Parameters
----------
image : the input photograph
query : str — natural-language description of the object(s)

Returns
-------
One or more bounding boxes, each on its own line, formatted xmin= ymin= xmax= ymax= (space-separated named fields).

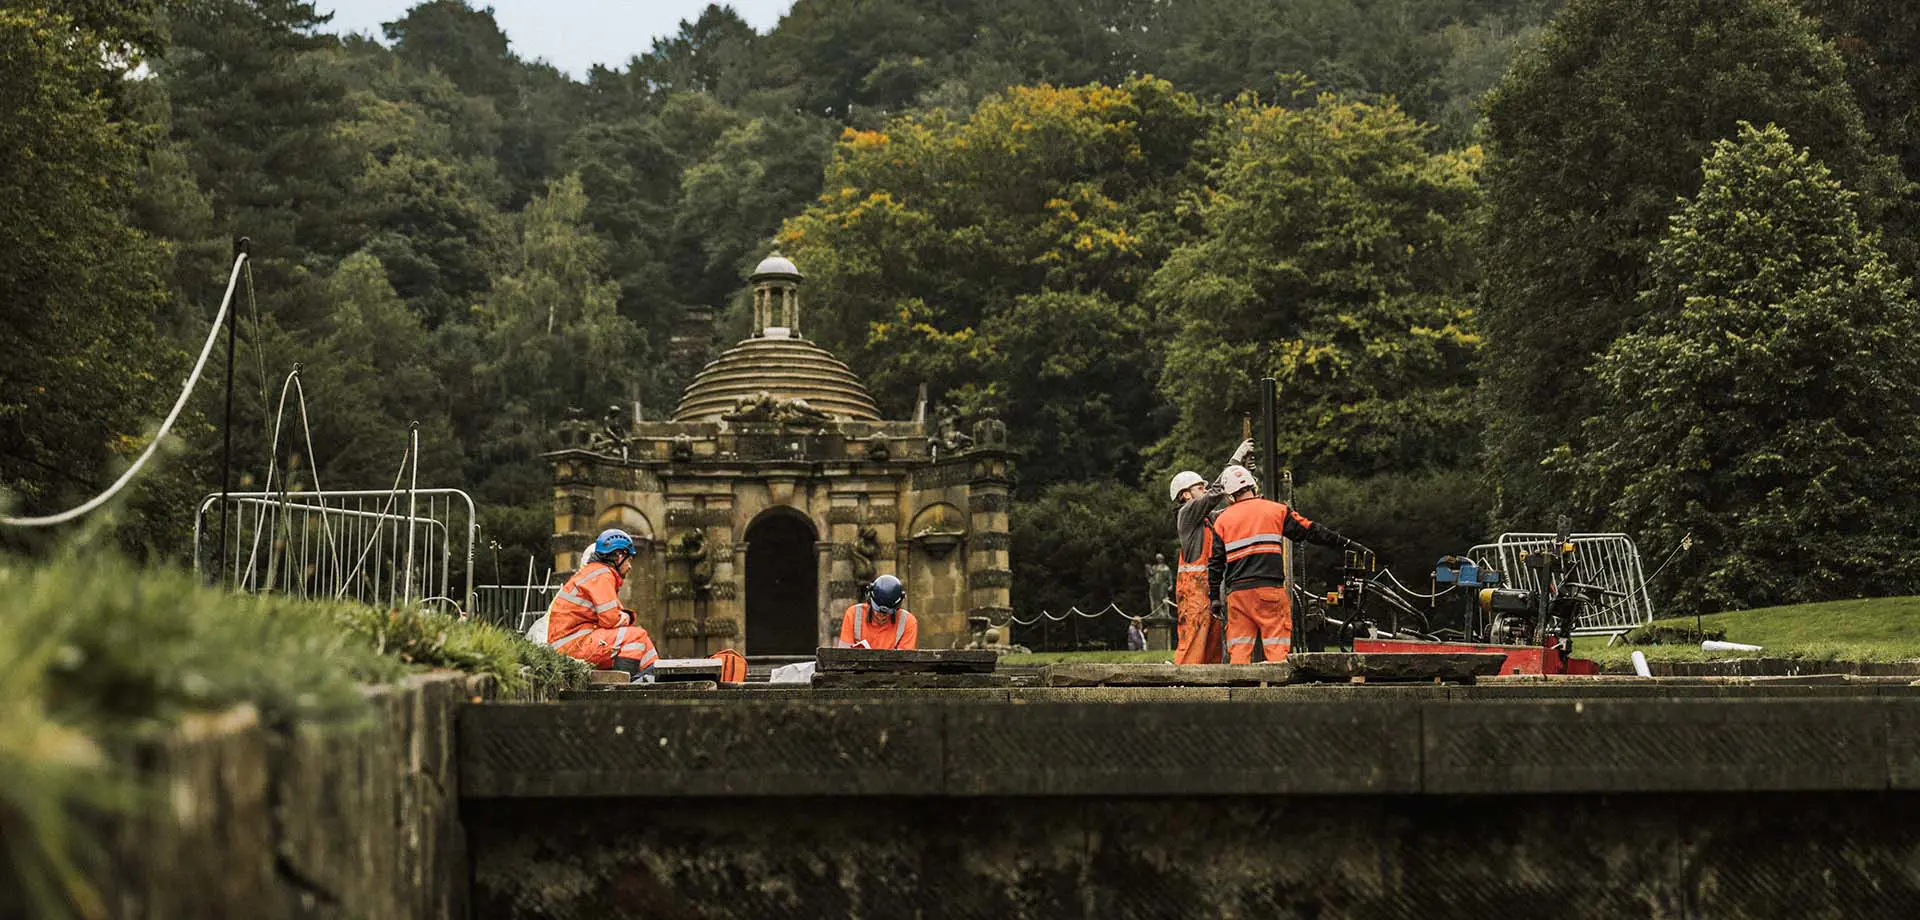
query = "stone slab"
xmin=1423 ymin=698 xmax=1890 ymax=793
xmin=1042 ymin=663 xmax=1292 ymax=687
xmin=652 ymin=658 xmax=724 ymax=681
xmin=1287 ymin=652 xmax=1505 ymax=683
xmin=945 ymin=700 xmax=1423 ymax=795
xmin=587 ymin=670 xmax=629 ymax=684
xmin=1890 ymin=700 xmax=1920 ymax=790
xmin=814 ymin=647 xmax=999 ymax=674
xmin=810 ymin=671 xmax=1026 ymax=689
xmin=460 ymin=701 xmax=944 ymax=798
xmin=1007 ymin=687 xmax=1233 ymax=703
xmin=1229 ymin=684 xmax=1452 ymax=701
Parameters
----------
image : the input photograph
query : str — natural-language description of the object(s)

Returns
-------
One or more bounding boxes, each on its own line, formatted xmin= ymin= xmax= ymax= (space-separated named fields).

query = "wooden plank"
xmin=809 ymin=671 xmax=1026 ymax=689
xmin=814 ymin=647 xmax=999 ymax=674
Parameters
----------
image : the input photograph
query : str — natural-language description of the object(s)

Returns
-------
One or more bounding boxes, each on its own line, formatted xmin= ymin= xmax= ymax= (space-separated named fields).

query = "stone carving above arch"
xmin=908 ymin=502 xmax=967 ymax=558
xmin=595 ymin=504 xmax=654 ymax=541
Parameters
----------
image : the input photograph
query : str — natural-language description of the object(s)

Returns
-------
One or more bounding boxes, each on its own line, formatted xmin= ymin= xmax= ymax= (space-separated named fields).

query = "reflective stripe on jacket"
xmin=546 ymin=562 xmax=630 ymax=648
xmin=1212 ymin=497 xmax=1316 ymax=594
xmin=839 ymin=602 xmax=918 ymax=650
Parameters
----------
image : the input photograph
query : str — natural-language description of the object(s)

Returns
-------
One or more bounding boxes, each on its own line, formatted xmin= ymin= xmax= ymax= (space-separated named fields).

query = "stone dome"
xmin=752 ymin=253 xmax=803 ymax=281
xmin=673 ymin=336 xmax=882 ymax=422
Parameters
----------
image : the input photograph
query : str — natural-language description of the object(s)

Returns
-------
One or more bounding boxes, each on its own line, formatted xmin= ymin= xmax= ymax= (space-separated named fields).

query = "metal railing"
xmin=472 ymin=582 xmax=563 ymax=633
xmin=1469 ymin=533 xmax=1655 ymax=635
xmin=193 ymin=487 xmax=478 ymax=613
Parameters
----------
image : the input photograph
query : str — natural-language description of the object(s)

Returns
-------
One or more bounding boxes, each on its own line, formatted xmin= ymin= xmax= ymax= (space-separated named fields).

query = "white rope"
xmin=1 ymin=253 xmax=248 ymax=527
xmin=289 ymin=372 xmax=340 ymax=586
xmin=241 ymin=367 xmax=301 ymax=590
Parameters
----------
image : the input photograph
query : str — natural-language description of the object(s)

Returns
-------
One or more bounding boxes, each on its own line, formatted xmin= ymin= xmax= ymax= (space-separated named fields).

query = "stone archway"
xmin=744 ymin=507 xmax=820 ymax=655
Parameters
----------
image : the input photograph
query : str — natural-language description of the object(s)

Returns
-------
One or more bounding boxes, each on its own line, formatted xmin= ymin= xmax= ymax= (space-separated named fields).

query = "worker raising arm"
xmin=837 ymin=574 xmax=919 ymax=650
xmin=1167 ymin=439 xmax=1255 ymax=664
xmin=1211 ymin=464 xmax=1363 ymax=663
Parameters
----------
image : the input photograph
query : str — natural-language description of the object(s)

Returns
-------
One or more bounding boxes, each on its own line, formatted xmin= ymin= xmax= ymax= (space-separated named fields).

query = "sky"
xmin=317 ymin=0 xmax=797 ymax=77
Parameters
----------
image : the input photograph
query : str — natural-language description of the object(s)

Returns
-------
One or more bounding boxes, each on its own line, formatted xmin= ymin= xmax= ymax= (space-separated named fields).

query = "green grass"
xmin=1573 ymin=596 xmax=1920 ymax=666
xmin=0 ymin=551 xmax=588 ymax=919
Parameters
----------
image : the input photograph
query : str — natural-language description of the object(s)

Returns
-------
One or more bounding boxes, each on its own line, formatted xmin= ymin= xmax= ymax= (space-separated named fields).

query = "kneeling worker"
xmin=545 ymin=528 xmax=660 ymax=678
xmin=1212 ymin=464 xmax=1363 ymax=663
xmin=837 ymin=574 xmax=918 ymax=650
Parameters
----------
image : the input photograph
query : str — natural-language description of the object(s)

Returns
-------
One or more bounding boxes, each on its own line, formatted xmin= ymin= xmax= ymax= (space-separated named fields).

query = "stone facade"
xmin=546 ymin=255 xmax=1014 ymax=656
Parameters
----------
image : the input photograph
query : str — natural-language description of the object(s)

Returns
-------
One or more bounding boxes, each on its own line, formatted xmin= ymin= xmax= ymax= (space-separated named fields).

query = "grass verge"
xmin=0 ymin=552 xmax=587 ymax=919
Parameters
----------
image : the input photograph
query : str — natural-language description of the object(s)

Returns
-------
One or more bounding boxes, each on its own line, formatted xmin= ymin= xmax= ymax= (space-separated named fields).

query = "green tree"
xmin=1799 ymin=0 xmax=1920 ymax=261
xmin=1478 ymin=0 xmax=1901 ymax=530
xmin=1578 ymin=124 xmax=1920 ymax=612
xmin=1153 ymin=94 xmax=1482 ymax=479
xmin=0 ymin=9 xmax=180 ymax=528
xmin=1008 ymin=480 xmax=1168 ymax=648
xmin=780 ymin=76 xmax=1215 ymax=491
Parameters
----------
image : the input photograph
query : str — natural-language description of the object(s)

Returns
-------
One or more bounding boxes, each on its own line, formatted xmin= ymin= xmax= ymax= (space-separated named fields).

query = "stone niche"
xmin=545 ymin=254 xmax=1015 ymax=657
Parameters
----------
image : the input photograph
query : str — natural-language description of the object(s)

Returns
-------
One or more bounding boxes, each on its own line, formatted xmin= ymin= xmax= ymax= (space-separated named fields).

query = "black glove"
xmin=1210 ymin=599 xmax=1226 ymax=622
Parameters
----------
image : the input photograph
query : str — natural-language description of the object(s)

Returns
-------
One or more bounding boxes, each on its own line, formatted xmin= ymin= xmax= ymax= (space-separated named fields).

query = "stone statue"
xmin=670 ymin=433 xmax=694 ymax=461
xmin=933 ymin=404 xmax=973 ymax=452
xmin=669 ymin=530 xmax=712 ymax=591
xmin=722 ymin=390 xmax=835 ymax=428
xmin=850 ymin=524 xmax=882 ymax=583
xmin=1146 ymin=553 xmax=1173 ymax=615
xmin=772 ymin=396 xmax=834 ymax=427
xmin=587 ymin=404 xmax=630 ymax=458
xmin=723 ymin=391 xmax=780 ymax=423
xmin=866 ymin=432 xmax=892 ymax=463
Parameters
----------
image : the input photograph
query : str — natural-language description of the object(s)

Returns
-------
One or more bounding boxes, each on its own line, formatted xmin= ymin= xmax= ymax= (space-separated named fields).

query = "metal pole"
xmin=402 ymin=421 xmax=420 ymax=606
xmin=1259 ymin=377 xmax=1278 ymax=498
xmin=215 ymin=238 xmax=248 ymax=583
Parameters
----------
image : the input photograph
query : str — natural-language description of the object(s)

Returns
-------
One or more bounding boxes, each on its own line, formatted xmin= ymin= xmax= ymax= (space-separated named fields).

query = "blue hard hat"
xmin=595 ymin=528 xmax=635 ymax=556
xmin=869 ymin=574 xmax=905 ymax=614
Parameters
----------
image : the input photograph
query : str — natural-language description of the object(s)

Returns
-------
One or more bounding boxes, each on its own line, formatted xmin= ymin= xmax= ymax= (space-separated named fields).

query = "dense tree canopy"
xmin=7 ymin=0 xmax=1920 ymax=618
xmin=1477 ymin=0 xmax=1900 ymax=530
xmin=1577 ymin=124 xmax=1920 ymax=612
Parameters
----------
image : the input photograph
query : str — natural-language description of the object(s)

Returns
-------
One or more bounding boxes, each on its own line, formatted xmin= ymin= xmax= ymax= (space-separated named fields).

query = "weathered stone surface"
xmin=814 ymin=646 xmax=998 ymax=673
xmin=1042 ymin=663 xmax=1292 ymax=687
xmin=1890 ymin=700 xmax=1920 ymax=790
xmin=460 ymin=701 xmax=945 ymax=797
xmin=1650 ymin=657 xmax=1920 ymax=677
xmin=1228 ymin=684 xmax=1451 ymax=701
xmin=1424 ymin=698 xmax=1890 ymax=793
xmin=1007 ymin=687 xmax=1233 ymax=702
xmin=471 ymin=792 xmax=1920 ymax=919
xmin=83 ymin=672 xmax=480 ymax=920
xmin=945 ymin=701 xmax=1422 ymax=795
xmin=1287 ymin=651 xmax=1505 ymax=683
xmin=652 ymin=658 xmax=725 ymax=681
xmin=587 ymin=669 xmax=630 ymax=684
xmin=810 ymin=670 xmax=1026 ymax=689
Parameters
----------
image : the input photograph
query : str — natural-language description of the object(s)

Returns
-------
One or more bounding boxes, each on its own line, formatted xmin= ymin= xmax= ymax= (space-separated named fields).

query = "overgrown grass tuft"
xmin=1573 ymin=596 xmax=1920 ymax=666
xmin=0 ymin=551 xmax=585 ymax=918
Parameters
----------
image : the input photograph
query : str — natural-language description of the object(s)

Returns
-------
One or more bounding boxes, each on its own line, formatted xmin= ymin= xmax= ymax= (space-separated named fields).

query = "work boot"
xmin=611 ymin=657 xmax=656 ymax=683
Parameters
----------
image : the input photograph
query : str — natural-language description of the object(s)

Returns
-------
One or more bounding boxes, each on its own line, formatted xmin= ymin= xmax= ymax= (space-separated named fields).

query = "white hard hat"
xmin=1218 ymin=464 xmax=1258 ymax=496
xmin=1168 ymin=470 xmax=1206 ymax=503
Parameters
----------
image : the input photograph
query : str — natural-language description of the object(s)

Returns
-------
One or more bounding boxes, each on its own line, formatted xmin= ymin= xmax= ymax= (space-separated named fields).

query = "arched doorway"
xmin=744 ymin=508 xmax=819 ymax=655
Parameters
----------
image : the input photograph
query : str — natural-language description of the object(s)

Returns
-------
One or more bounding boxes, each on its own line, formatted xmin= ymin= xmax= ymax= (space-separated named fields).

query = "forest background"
xmin=5 ymin=0 xmax=1919 ymax=637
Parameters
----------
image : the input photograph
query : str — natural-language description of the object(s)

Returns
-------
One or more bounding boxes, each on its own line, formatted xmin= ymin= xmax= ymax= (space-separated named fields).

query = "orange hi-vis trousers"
xmin=1172 ymin=561 xmax=1221 ymax=664
xmin=1225 ymin=585 xmax=1292 ymax=664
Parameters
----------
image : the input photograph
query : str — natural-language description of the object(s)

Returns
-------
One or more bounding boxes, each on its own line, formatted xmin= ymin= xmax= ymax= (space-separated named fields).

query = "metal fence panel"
xmin=472 ymin=583 xmax=563 ymax=632
xmin=194 ymin=488 xmax=477 ymax=614
xmin=1469 ymin=533 xmax=1656 ymax=635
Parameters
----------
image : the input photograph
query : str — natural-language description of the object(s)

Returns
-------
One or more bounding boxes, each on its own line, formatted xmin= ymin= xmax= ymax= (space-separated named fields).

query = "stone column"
xmin=966 ymin=451 xmax=1015 ymax=630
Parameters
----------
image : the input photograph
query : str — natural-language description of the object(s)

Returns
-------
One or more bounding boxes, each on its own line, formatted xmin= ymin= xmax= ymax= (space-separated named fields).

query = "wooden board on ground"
xmin=1042 ymin=664 xmax=1293 ymax=688
xmin=814 ymin=647 xmax=999 ymax=674
xmin=1286 ymin=652 xmax=1505 ymax=684
xmin=810 ymin=670 xmax=1030 ymax=689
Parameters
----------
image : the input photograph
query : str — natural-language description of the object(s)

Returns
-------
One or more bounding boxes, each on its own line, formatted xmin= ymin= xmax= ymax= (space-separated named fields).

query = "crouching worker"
xmin=545 ymin=528 xmax=660 ymax=679
xmin=836 ymin=574 xmax=918 ymax=650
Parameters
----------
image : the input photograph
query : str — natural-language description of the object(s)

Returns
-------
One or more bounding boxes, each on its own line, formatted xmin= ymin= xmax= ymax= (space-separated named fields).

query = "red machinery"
xmin=1309 ymin=522 xmax=1609 ymax=676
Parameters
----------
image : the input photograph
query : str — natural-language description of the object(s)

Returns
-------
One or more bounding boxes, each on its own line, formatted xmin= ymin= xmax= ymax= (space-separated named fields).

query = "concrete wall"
xmin=462 ymin=690 xmax=1920 ymax=918
xmin=94 ymin=672 xmax=484 ymax=920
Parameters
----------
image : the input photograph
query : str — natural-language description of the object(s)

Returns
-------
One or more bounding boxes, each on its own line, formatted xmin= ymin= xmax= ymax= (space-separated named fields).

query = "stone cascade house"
xmin=547 ymin=255 xmax=1015 ymax=657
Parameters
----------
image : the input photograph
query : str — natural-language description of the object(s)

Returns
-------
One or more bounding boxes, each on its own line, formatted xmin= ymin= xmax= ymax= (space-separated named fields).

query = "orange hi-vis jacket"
xmin=837 ymin=603 xmax=919 ymax=650
xmin=545 ymin=561 xmax=659 ymax=670
xmin=1213 ymin=496 xmax=1343 ymax=594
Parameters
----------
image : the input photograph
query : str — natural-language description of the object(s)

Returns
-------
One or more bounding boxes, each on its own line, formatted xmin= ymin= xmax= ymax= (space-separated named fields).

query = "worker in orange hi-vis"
xmin=1210 ymin=464 xmax=1363 ymax=664
xmin=544 ymin=528 xmax=660 ymax=679
xmin=836 ymin=574 xmax=919 ymax=650
xmin=1167 ymin=439 xmax=1255 ymax=664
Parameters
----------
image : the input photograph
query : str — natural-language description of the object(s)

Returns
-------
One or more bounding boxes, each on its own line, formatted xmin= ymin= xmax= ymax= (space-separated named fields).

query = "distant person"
xmin=836 ymin=574 xmax=918 ymax=650
xmin=1211 ymin=464 xmax=1362 ymax=663
xmin=544 ymin=529 xmax=660 ymax=679
xmin=1127 ymin=616 xmax=1147 ymax=652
